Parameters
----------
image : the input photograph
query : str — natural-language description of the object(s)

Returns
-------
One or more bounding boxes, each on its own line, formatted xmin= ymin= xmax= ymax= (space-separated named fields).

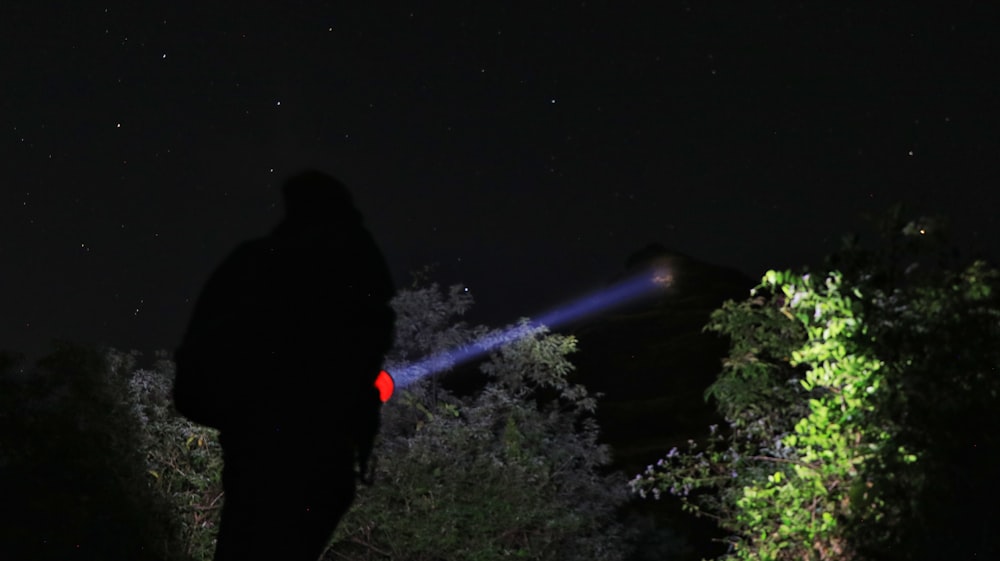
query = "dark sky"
xmin=3 ymin=2 xmax=999 ymax=360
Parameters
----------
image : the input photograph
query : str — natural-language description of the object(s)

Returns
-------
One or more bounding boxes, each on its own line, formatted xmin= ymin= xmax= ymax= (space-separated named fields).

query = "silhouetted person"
xmin=173 ymin=170 xmax=396 ymax=561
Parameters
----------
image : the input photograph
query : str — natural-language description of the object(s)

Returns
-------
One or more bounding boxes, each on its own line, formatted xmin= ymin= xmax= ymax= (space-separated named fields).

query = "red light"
xmin=375 ymin=370 xmax=394 ymax=402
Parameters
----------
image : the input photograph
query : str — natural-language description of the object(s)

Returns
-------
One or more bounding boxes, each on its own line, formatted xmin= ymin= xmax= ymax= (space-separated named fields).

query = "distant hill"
xmin=568 ymin=243 xmax=753 ymax=469
xmin=438 ymin=242 xmax=755 ymax=468
xmin=566 ymin=243 xmax=754 ymax=560
xmin=434 ymin=244 xmax=755 ymax=559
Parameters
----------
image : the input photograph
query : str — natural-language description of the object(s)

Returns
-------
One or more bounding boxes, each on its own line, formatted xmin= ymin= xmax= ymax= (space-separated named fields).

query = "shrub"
xmin=328 ymin=284 xmax=631 ymax=560
xmin=630 ymin=215 xmax=1000 ymax=560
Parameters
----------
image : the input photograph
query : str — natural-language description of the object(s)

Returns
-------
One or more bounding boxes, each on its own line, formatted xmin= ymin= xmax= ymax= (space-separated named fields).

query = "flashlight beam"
xmin=390 ymin=271 xmax=665 ymax=388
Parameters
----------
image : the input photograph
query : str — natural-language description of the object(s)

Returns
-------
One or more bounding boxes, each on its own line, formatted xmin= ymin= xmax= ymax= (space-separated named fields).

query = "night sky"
xmin=3 ymin=2 xmax=999 ymax=361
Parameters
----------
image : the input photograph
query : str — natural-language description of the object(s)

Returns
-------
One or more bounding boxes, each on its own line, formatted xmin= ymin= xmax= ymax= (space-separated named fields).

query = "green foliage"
xmin=329 ymin=283 xmax=630 ymax=561
xmin=118 ymin=351 xmax=225 ymax=561
xmin=701 ymin=289 xmax=809 ymax=441
xmin=631 ymin=213 xmax=1000 ymax=560
xmin=837 ymin=256 xmax=1000 ymax=557
xmin=632 ymin=271 xmax=886 ymax=560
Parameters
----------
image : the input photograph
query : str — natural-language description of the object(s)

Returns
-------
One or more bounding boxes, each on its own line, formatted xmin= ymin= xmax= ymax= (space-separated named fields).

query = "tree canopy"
xmin=330 ymin=281 xmax=629 ymax=561
xmin=630 ymin=213 xmax=1000 ymax=560
xmin=1 ymin=280 xmax=631 ymax=561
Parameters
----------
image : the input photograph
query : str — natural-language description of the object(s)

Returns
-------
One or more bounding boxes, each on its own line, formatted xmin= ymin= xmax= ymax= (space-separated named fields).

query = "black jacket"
xmin=174 ymin=213 xmax=395 ymax=435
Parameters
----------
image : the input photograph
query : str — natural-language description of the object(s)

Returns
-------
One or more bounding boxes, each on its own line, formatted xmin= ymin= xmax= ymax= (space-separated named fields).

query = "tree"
xmin=64 ymin=279 xmax=629 ymax=560
xmin=829 ymin=213 xmax=1000 ymax=560
xmin=327 ymin=282 xmax=630 ymax=561
xmin=122 ymin=350 xmax=225 ymax=561
xmin=0 ymin=343 xmax=187 ymax=561
xmin=630 ymin=214 xmax=1000 ymax=560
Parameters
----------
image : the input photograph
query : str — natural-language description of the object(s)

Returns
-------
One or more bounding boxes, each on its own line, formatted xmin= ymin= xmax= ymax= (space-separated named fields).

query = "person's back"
xmin=174 ymin=170 xmax=395 ymax=561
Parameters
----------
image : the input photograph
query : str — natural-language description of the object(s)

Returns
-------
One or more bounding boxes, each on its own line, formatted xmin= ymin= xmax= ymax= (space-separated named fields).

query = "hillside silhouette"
xmin=431 ymin=243 xmax=754 ymax=559
xmin=571 ymin=243 xmax=753 ymax=471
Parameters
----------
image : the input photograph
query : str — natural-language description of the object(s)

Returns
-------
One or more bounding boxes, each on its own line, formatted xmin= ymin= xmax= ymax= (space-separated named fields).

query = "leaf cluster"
xmin=0 ymin=343 xmax=190 ymax=561
xmin=330 ymin=283 xmax=630 ymax=561
xmin=631 ymin=213 xmax=1000 ymax=560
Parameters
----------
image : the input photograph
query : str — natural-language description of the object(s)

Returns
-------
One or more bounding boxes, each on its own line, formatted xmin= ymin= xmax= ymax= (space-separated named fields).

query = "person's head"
xmin=280 ymin=169 xmax=361 ymax=224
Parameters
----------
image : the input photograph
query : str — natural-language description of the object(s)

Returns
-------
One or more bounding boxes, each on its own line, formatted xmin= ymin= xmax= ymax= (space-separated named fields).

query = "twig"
xmin=349 ymin=537 xmax=393 ymax=558
xmin=327 ymin=549 xmax=356 ymax=561
xmin=208 ymin=490 xmax=224 ymax=508
xmin=746 ymin=455 xmax=821 ymax=470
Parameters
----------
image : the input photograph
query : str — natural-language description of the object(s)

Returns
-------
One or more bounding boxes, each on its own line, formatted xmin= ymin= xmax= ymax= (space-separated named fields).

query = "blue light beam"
xmin=391 ymin=268 xmax=670 ymax=388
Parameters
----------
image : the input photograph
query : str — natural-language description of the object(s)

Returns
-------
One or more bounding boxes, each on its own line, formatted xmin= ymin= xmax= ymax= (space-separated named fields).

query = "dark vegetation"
xmin=569 ymin=246 xmax=753 ymax=560
xmin=0 ymin=346 xmax=184 ymax=561
xmin=1 ymin=211 xmax=997 ymax=560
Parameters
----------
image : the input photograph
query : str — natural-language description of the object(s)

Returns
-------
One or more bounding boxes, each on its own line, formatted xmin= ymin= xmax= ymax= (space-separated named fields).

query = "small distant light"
xmin=651 ymin=269 xmax=674 ymax=287
xmin=919 ymin=229 xmax=926 ymax=235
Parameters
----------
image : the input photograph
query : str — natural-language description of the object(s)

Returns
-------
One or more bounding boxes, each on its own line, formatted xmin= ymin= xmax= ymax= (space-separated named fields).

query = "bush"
xmin=120 ymin=351 xmax=224 ymax=561
xmin=0 ymin=343 xmax=186 ymax=561
xmin=629 ymin=215 xmax=1000 ymax=560
xmin=4 ymin=281 xmax=629 ymax=560
xmin=328 ymin=284 xmax=631 ymax=560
